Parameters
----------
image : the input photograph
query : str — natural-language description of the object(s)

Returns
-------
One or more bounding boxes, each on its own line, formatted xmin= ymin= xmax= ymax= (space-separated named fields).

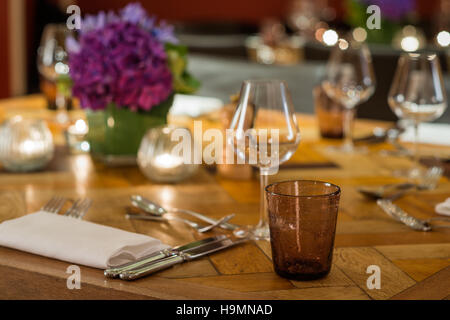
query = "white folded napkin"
xmin=400 ymin=123 xmax=450 ymax=146
xmin=169 ymin=94 xmax=223 ymax=117
xmin=435 ymin=198 xmax=450 ymax=217
xmin=0 ymin=211 xmax=169 ymax=269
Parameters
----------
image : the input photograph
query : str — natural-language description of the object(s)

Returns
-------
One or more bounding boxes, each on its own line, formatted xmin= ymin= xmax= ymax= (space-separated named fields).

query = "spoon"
xmin=130 ymin=195 xmax=240 ymax=231
xmin=126 ymin=212 xmax=235 ymax=233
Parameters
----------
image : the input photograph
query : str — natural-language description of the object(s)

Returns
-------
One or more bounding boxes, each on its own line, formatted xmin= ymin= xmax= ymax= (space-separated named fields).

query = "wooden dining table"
xmin=0 ymin=95 xmax=449 ymax=300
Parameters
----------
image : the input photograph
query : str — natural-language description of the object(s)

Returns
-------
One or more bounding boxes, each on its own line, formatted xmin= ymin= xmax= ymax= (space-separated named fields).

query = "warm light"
xmin=352 ymin=27 xmax=367 ymax=42
xmin=68 ymin=119 xmax=88 ymax=136
xmin=401 ymin=36 xmax=420 ymax=52
xmin=55 ymin=62 xmax=69 ymax=75
xmin=322 ymin=29 xmax=338 ymax=46
xmin=315 ymin=28 xmax=326 ymax=42
xmin=80 ymin=141 xmax=90 ymax=152
xmin=436 ymin=31 xmax=450 ymax=47
xmin=152 ymin=153 xmax=183 ymax=169
xmin=74 ymin=119 xmax=88 ymax=134
xmin=20 ymin=140 xmax=39 ymax=155
xmin=338 ymin=39 xmax=349 ymax=50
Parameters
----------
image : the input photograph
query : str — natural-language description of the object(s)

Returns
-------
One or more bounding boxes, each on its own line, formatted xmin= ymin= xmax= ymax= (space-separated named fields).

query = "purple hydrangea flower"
xmin=67 ymin=3 xmax=176 ymax=111
xmin=361 ymin=0 xmax=415 ymax=21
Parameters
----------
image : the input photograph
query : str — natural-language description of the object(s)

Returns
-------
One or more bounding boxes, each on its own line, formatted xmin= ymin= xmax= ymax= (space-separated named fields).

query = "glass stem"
xmin=412 ymin=122 xmax=420 ymax=170
xmin=343 ymin=108 xmax=355 ymax=151
xmin=258 ymin=168 xmax=269 ymax=229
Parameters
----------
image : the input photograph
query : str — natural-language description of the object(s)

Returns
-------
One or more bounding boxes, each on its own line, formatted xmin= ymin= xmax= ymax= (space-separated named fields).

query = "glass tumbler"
xmin=265 ymin=180 xmax=341 ymax=280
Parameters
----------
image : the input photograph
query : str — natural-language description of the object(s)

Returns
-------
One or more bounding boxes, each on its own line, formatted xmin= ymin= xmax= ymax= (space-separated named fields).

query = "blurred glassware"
xmin=314 ymin=85 xmax=344 ymax=139
xmin=228 ymin=80 xmax=301 ymax=240
xmin=137 ymin=125 xmax=198 ymax=183
xmin=65 ymin=119 xmax=90 ymax=154
xmin=287 ymin=0 xmax=335 ymax=40
xmin=37 ymin=24 xmax=73 ymax=123
xmin=0 ymin=118 xmax=54 ymax=172
xmin=245 ymin=35 xmax=304 ymax=65
xmin=388 ymin=53 xmax=448 ymax=179
xmin=321 ymin=36 xmax=376 ymax=153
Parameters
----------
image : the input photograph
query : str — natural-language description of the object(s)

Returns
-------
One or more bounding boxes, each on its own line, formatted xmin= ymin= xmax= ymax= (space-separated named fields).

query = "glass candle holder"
xmin=65 ymin=119 xmax=90 ymax=154
xmin=0 ymin=118 xmax=54 ymax=172
xmin=137 ymin=125 xmax=198 ymax=183
xmin=265 ymin=180 xmax=341 ymax=280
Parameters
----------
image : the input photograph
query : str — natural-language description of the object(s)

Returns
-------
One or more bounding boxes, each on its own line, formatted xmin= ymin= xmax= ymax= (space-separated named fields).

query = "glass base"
xmin=274 ymin=268 xmax=331 ymax=281
xmin=233 ymin=222 xmax=270 ymax=240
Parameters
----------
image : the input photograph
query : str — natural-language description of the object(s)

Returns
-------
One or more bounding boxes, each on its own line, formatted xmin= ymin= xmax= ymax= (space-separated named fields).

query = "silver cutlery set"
xmin=41 ymin=194 xmax=245 ymax=281
xmin=105 ymin=235 xmax=248 ymax=280
xmin=357 ymin=166 xmax=443 ymax=200
xmin=357 ymin=166 xmax=450 ymax=231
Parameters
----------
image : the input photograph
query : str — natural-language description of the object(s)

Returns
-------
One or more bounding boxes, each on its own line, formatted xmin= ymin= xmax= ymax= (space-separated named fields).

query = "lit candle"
xmin=68 ymin=119 xmax=88 ymax=136
xmin=19 ymin=139 xmax=44 ymax=158
xmin=152 ymin=153 xmax=184 ymax=170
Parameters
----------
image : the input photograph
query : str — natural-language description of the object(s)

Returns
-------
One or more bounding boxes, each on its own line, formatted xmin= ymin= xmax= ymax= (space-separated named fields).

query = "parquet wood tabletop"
xmin=0 ymin=95 xmax=449 ymax=300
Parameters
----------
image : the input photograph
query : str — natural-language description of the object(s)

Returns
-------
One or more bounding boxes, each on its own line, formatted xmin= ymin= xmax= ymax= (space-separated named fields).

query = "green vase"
xmin=86 ymin=95 xmax=174 ymax=165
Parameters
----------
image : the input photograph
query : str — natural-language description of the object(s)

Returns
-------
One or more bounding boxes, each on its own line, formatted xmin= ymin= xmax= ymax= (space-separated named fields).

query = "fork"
xmin=41 ymin=196 xmax=66 ymax=214
xmin=64 ymin=198 xmax=93 ymax=219
xmin=41 ymin=197 xmax=92 ymax=219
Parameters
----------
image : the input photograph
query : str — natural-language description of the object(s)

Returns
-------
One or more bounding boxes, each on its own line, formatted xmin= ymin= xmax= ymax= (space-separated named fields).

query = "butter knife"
xmin=104 ymin=235 xmax=227 ymax=278
xmin=120 ymin=237 xmax=248 ymax=280
xmin=377 ymin=199 xmax=432 ymax=231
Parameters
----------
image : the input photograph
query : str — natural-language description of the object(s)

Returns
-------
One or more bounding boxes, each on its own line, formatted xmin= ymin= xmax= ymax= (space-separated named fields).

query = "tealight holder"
xmin=0 ymin=118 xmax=54 ymax=172
xmin=137 ymin=125 xmax=198 ymax=183
xmin=65 ymin=119 xmax=90 ymax=154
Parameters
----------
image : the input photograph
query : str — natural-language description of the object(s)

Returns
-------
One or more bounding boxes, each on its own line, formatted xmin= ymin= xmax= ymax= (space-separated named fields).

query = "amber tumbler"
xmin=265 ymin=180 xmax=341 ymax=280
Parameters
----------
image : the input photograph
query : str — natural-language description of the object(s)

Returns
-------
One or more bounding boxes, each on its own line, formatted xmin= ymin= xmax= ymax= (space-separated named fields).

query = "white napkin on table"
xmin=0 ymin=211 xmax=169 ymax=269
xmin=400 ymin=123 xmax=450 ymax=146
xmin=435 ymin=198 xmax=450 ymax=217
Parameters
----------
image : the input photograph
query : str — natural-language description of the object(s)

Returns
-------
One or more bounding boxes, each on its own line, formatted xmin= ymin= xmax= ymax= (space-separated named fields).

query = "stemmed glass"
xmin=37 ymin=24 xmax=73 ymax=124
xmin=388 ymin=53 xmax=447 ymax=178
xmin=321 ymin=36 xmax=376 ymax=153
xmin=228 ymin=80 xmax=301 ymax=240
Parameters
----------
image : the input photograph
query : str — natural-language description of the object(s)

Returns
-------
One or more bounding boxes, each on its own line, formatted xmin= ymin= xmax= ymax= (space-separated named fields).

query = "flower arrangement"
xmin=67 ymin=2 xmax=199 ymax=112
xmin=66 ymin=3 xmax=200 ymax=163
xmin=346 ymin=0 xmax=416 ymax=44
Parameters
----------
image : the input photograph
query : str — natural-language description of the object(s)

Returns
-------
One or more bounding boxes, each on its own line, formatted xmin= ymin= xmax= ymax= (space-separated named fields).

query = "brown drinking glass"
xmin=265 ymin=180 xmax=341 ymax=280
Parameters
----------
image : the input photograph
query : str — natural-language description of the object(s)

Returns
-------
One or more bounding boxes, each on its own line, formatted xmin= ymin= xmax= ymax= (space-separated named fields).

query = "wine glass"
xmin=388 ymin=53 xmax=447 ymax=178
xmin=321 ymin=36 xmax=376 ymax=153
xmin=228 ymin=80 xmax=301 ymax=240
xmin=37 ymin=24 xmax=73 ymax=124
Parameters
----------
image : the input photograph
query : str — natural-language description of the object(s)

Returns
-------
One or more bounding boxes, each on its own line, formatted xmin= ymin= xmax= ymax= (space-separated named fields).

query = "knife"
xmin=377 ymin=199 xmax=432 ymax=231
xmin=119 ymin=237 xmax=248 ymax=280
xmin=104 ymin=235 xmax=227 ymax=278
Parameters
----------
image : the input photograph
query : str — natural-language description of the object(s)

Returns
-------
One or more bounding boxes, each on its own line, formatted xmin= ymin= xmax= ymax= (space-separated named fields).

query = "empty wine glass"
xmin=322 ymin=36 xmax=376 ymax=153
xmin=388 ymin=53 xmax=447 ymax=178
xmin=228 ymin=80 xmax=301 ymax=240
xmin=37 ymin=24 xmax=73 ymax=124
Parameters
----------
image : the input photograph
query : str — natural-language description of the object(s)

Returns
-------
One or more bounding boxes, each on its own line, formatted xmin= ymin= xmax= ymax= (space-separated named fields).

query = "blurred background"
xmin=1 ymin=0 xmax=449 ymax=122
